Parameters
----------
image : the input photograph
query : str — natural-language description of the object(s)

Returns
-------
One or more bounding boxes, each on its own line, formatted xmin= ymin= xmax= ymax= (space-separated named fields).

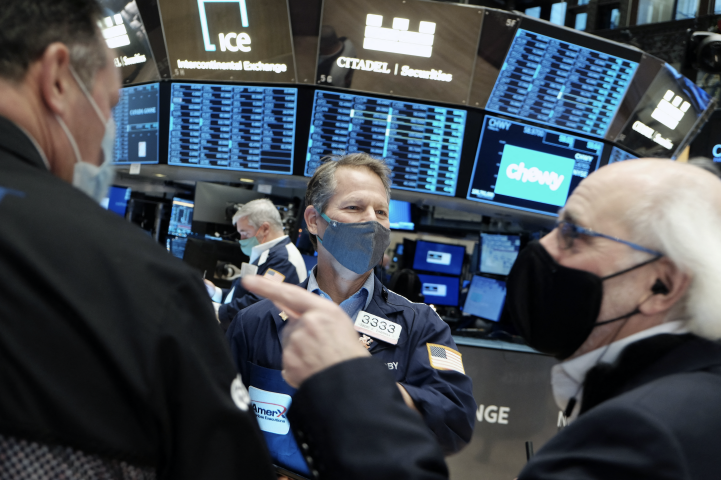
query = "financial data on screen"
xmin=480 ymin=234 xmax=520 ymax=276
xmin=486 ymin=29 xmax=638 ymax=137
xmin=306 ymin=91 xmax=466 ymax=196
xmin=112 ymin=83 xmax=159 ymax=164
xmin=168 ymin=83 xmax=296 ymax=173
xmin=463 ymin=275 xmax=506 ymax=322
xmin=168 ymin=198 xmax=194 ymax=238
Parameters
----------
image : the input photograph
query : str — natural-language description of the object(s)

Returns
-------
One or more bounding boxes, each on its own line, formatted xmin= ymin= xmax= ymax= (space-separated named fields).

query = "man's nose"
xmin=359 ymin=206 xmax=379 ymax=223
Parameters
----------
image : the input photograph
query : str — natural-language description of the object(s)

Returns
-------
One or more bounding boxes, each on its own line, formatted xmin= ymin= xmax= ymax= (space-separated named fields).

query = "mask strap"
xmin=601 ymin=255 xmax=662 ymax=282
xmin=68 ymin=65 xmax=107 ymax=124
xmin=55 ymin=115 xmax=83 ymax=165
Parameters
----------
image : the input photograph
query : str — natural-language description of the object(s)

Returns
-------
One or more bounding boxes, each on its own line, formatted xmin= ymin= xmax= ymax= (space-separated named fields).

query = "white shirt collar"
xmin=551 ymin=320 xmax=689 ymax=422
xmin=306 ymin=266 xmax=375 ymax=311
xmin=249 ymin=235 xmax=287 ymax=264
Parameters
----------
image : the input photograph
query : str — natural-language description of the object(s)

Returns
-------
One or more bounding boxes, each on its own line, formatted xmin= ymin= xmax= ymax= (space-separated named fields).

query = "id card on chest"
xmin=354 ymin=310 xmax=402 ymax=345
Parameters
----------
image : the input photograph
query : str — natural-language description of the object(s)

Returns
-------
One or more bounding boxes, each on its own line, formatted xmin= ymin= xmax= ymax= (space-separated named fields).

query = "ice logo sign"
xmin=494 ymin=145 xmax=575 ymax=207
xmin=651 ymin=90 xmax=691 ymax=130
xmin=197 ymin=0 xmax=251 ymax=53
xmin=363 ymin=14 xmax=436 ymax=58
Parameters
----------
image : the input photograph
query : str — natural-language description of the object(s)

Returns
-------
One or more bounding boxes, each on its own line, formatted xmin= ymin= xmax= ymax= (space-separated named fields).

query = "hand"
xmin=242 ymin=275 xmax=370 ymax=388
xmin=203 ymin=279 xmax=216 ymax=297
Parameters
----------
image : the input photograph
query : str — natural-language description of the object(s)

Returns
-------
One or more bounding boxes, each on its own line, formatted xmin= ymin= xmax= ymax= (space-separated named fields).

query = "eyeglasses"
xmin=556 ymin=220 xmax=664 ymax=257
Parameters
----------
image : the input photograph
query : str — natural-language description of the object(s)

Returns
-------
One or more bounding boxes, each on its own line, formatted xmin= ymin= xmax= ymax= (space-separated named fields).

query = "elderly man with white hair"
xmin=204 ymin=198 xmax=307 ymax=330
xmin=239 ymin=159 xmax=721 ymax=480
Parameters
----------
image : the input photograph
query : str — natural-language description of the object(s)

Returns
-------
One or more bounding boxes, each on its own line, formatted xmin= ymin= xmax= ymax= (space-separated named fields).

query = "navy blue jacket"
xmin=218 ymin=237 xmax=306 ymax=329
xmin=227 ymin=274 xmax=476 ymax=456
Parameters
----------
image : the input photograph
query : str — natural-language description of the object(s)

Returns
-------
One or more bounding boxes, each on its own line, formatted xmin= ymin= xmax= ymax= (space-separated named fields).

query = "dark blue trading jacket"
xmin=218 ymin=237 xmax=305 ymax=330
xmin=226 ymin=274 xmax=477 ymax=457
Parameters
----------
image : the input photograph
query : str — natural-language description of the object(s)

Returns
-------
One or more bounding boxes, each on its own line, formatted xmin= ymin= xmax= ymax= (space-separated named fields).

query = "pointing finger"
xmin=241 ymin=275 xmax=338 ymax=319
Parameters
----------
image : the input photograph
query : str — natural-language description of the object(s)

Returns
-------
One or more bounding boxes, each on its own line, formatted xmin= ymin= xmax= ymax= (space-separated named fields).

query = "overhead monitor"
xmin=463 ymin=275 xmax=506 ymax=322
xmin=467 ymin=115 xmax=604 ymax=216
xmin=193 ymin=182 xmax=263 ymax=224
xmin=418 ymin=274 xmax=459 ymax=307
xmin=112 ymin=83 xmax=160 ymax=164
xmin=485 ymin=24 xmax=639 ymax=138
xmin=156 ymin=0 xmax=295 ymax=82
xmin=317 ymin=0 xmax=482 ymax=104
xmin=168 ymin=198 xmax=194 ymax=237
xmin=101 ymin=186 xmax=131 ymax=217
xmin=615 ymin=64 xmax=714 ymax=158
xmin=608 ymin=146 xmax=638 ymax=164
xmin=389 ymin=199 xmax=414 ymax=231
xmin=413 ymin=240 xmax=465 ymax=276
xmin=97 ymin=0 xmax=160 ymax=84
xmin=306 ymin=90 xmax=466 ymax=196
xmin=168 ymin=84 xmax=297 ymax=174
xmin=480 ymin=234 xmax=520 ymax=276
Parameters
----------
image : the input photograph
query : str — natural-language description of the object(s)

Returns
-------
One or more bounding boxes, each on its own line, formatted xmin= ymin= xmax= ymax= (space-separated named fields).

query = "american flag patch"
xmin=263 ymin=269 xmax=285 ymax=283
xmin=427 ymin=344 xmax=465 ymax=374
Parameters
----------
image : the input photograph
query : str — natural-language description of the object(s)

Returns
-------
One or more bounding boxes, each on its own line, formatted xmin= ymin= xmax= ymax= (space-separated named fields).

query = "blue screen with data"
xmin=413 ymin=240 xmax=465 ymax=276
xmin=480 ymin=234 xmax=520 ymax=276
xmin=418 ymin=274 xmax=460 ymax=307
xmin=463 ymin=275 xmax=506 ymax=322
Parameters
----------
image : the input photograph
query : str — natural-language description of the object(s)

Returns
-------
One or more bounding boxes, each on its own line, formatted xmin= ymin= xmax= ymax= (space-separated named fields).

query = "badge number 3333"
xmin=354 ymin=311 xmax=402 ymax=345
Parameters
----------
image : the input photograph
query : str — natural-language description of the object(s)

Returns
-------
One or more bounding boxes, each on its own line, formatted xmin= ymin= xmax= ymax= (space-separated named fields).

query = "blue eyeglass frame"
xmin=556 ymin=220 xmax=664 ymax=257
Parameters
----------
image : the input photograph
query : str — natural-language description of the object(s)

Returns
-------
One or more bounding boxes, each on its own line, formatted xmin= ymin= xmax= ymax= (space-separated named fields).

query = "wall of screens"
xmin=305 ymin=90 xmax=466 ymax=196
xmin=168 ymin=83 xmax=297 ymax=174
xmin=112 ymin=83 xmax=160 ymax=164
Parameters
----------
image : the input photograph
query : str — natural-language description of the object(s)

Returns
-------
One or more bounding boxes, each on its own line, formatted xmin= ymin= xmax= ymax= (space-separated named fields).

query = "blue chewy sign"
xmin=494 ymin=144 xmax=575 ymax=207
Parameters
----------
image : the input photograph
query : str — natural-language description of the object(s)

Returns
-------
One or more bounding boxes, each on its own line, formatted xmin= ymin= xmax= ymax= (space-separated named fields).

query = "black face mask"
xmin=504 ymin=240 xmax=662 ymax=360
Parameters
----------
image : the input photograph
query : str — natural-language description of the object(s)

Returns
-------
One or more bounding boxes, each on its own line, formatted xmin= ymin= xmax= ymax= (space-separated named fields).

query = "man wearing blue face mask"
xmin=226 ymin=153 xmax=476 ymax=478
xmin=204 ymin=198 xmax=307 ymax=330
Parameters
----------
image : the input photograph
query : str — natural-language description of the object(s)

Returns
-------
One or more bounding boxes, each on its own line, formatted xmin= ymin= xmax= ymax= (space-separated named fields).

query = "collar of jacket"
xmin=581 ymin=333 xmax=721 ymax=415
xmin=272 ymin=274 xmax=409 ymax=352
xmin=0 ymin=115 xmax=48 ymax=171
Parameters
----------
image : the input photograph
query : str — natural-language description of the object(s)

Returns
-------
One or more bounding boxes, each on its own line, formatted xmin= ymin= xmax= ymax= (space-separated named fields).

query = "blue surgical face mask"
xmin=239 ymin=236 xmax=260 ymax=256
xmin=55 ymin=66 xmax=116 ymax=203
xmin=317 ymin=212 xmax=391 ymax=275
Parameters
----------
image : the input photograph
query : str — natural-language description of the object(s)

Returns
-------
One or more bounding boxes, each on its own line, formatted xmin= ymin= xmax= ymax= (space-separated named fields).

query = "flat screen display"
xmin=168 ymin=198 xmax=194 ymax=237
xmin=389 ymin=199 xmax=414 ymax=231
xmin=167 ymin=237 xmax=188 ymax=259
xmin=306 ymin=90 xmax=465 ymax=196
xmin=485 ymin=28 xmax=638 ymax=138
xmin=462 ymin=275 xmax=506 ymax=322
xmin=467 ymin=115 xmax=604 ymax=216
xmin=413 ymin=240 xmax=465 ymax=276
xmin=168 ymin=83 xmax=297 ymax=174
xmin=418 ymin=274 xmax=459 ymax=307
xmin=112 ymin=83 xmax=159 ymax=164
xmin=480 ymin=234 xmax=520 ymax=276
xmin=608 ymin=146 xmax=638 ymax=164
xmin=101 ymin=186 xmax=131 ymax=217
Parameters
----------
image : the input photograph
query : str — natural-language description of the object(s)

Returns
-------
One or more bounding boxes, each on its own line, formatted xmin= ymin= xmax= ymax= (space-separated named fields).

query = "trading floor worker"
xmin=0 ymin=1 xmax=275 ymax=478
xmin=205 ymin=198 xmax=307 ymax=330
xmin=226 ymin=153 xmax=476 ymax=476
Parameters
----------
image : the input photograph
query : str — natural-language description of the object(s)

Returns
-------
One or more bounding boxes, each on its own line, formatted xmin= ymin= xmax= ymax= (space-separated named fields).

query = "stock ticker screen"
xmin=112 ymin=83 xmax=160 ymax=164
xmin=486 ymin=28 xmax=638 ymax=138
xmin=305 ymin=91 xmax=466 ymax=196
xmin=168 ymin=83 xmax=297 ymax=174
xmin=467 ymin=115 xmax=603 ymax=216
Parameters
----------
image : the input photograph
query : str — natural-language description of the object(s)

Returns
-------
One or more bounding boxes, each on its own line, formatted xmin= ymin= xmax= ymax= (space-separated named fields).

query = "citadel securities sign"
xmin=157 ymin=0 xmax=296 ymax=82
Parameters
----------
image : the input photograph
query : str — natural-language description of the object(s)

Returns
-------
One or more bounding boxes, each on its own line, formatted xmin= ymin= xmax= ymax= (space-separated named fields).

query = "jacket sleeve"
xmin=154 ymin=274 xmax=275 ymax=480
xmin=399 ymin=307 xmax=477 ymax=455
xmin=518 ymin=403 xmax=686 ymax=480
xmin=218 ymin=254 xmax=301 ymax=330
xmin=288 ymin=357 xmax=449 ymax=480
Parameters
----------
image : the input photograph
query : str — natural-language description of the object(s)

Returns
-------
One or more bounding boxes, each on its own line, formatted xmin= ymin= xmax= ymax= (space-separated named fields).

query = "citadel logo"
xmin=100 ymin=14 xmax=130 ymax=49
xmin=363 ymin=14 xmax=436 ymax=58
xmin=197 ymin=0 xmax=251 ymax=53
xmin=651 ymin=90 xmax=690 ymax=130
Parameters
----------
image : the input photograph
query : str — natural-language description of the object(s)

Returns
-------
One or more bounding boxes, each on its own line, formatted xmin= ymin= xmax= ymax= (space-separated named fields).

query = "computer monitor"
xmin=101 ymin=186 xmax=131 ymax=217
xmin=168 ymin=198 xmax=194 ymax=238
xmin=467 ymin=115 xmax=604 ymax=216
xmin=193 ymin=182 xmax=263 ymax=225
xmin=412 ymin=240 xmax=465 ymax=276
xmin=480 ymin=234 xmax=521 ymax=276
xmin=389 ymin=199 xmax=414 ymax=231
xmin=167 ymin=236 xmax=188 ymax=260
xmin=112 ymin=83 xmax=160 ymax=164
xmin=463 ymin=275 xmax=507 ymax=322
xmin=418 ymin=274 xmax=459 ymax=307
xmin=608 ymin=146 xmax=638 ymax=164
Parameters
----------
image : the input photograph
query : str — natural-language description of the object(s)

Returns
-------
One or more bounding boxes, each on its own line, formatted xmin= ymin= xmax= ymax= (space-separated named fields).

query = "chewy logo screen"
xmin=413 ymin=240 xmax=465 ymax=275
xmin=418 ymin=274 xmax=459 ymax=307
xmin=494 ymin=144 xmax=574 ymax=207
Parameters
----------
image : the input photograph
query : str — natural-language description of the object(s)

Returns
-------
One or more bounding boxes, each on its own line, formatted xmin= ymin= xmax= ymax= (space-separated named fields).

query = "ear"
xmin=305 ymin=205 xmax=320 ymax=236
xmin=37 ymin=43 xmax=74 ymax=116
xmin=639 ymin=258 xmax=691 ymax=316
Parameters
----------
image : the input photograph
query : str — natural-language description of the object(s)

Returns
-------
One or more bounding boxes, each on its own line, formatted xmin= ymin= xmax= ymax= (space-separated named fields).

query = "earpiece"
xmin=651 ymin=279 xmax=669 ymax=295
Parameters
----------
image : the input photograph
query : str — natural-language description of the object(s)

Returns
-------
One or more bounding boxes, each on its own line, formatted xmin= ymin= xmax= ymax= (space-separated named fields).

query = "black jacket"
xmin=519 ymin=333 xmax=721 ymax=480
xmin=0 ymin=116 xmax=275 ymax=479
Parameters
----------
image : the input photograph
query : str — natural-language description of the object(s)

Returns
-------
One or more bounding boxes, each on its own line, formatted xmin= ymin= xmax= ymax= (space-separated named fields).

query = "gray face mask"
xmin=318 ymin=212 xmax=390 ymax=275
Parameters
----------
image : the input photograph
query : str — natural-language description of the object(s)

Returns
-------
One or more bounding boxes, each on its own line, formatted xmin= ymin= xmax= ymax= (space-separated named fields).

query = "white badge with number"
xmin=354 ymin=311 xmax=402 ymax=345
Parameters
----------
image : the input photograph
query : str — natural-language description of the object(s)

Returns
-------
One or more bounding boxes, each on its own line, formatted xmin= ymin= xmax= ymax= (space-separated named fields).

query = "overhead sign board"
xmin=157 ymin=0 xmax=296 ymax=82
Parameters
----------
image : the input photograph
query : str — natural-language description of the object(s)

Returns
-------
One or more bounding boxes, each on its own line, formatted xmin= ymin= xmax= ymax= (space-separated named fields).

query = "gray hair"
xmin=623 ymin=162 xmax=721 ymax=339
xmin=305 ymin=153 xmax=391 ymax=248
xmin=232 ymin=199 xmax=284 ymax=231
xmin=0 ymin=0 xmax=107 ymax=86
